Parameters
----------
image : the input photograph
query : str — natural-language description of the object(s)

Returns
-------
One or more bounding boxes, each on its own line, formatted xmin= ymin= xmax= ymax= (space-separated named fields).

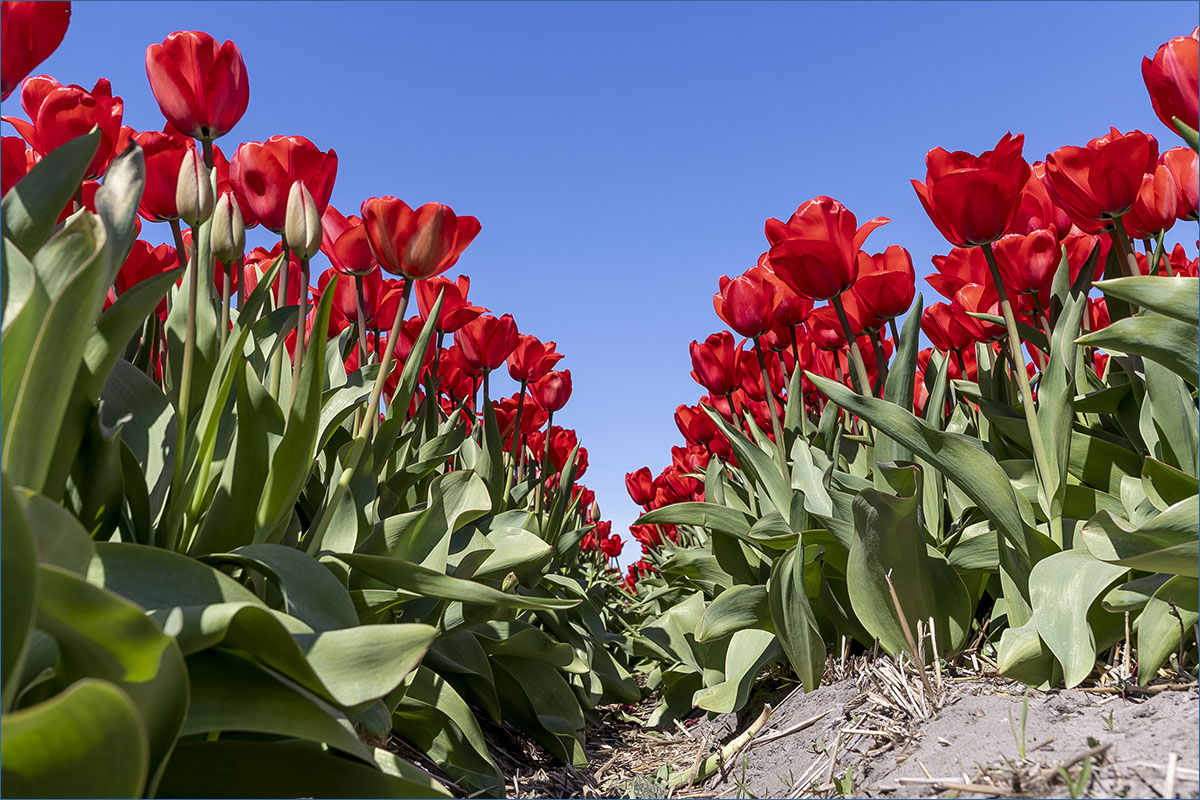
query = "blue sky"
xmin=8 ymin=1 xmax=1195 ymax=565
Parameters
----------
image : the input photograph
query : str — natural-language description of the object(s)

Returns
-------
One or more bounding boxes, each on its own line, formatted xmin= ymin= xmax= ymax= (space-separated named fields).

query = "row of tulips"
xmin=616 ymin=27 xmax=1199 ymax=729
xmin=1 ymin=6 xmax=639 ymax=797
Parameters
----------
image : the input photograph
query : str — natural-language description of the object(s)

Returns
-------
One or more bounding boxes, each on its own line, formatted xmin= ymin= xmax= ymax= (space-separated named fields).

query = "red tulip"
xmin=241 ymin=243 xmax=303 ymax=305
xmin=927 ymin=246 xmax=990 ymax=302
xmin=531 ymin=369 xmax=572 ymax=412
xmin=360 ymin=197 xmax=480 ymax=280
xmin=1044 ymin=128 xmax=1159 ymax=229
xmin=952 ymin=284 xmax=1005 ymax=342
xmin=320 ymin=205 xmax=375 ymax=275
xmin=415 ymin=274 xmax=487 ymax=333
xmin=912 ymin=132 xmax=1031 ymax=247
xmin=851 ymin=245 xmax=916 ymax=322
xmin=1142 ymin=28 xmax=1199 ymax=133
xmin=625 ymin=467 xmax=655 ymax=507
xmin=439 ymin=342 xmax=485 ymax=387
xmin=132 ymin=129 xmax=192 ymax=222
xmin=766 ymin=196 xmax=889 ymax=300
xmin=1123 ymin=163 xmax=1179 ymax=239
xmin=689 ymin=331 xmax=740 ymax=397
xmin=675 ymin=403 xmax=718 ymax=446
xmin=713 ymin=271 xmax=775 ymax=338
xmin=1 ymin=2 xmax=70 ymax=100
xmin=231 ymin=135 xmax=337 ymax=233
xmin=3 ymin=76 xmax=123 ymax=179
xmin=1 ymin=135 xmax=32 ymax=195
xmin=530 ymin=426 xmax=587 ymax=477
xmin=1167 ymin=243 xmax=1199 ymax=277
xmin=508 ymin=334 xmax=564 ymax=383
xmin=455 ymin=313 xmax=517 ymax=373
xmin=1007 ymin=161 xmax=1073 ymax=239
xmin=113 ymin=240 xmax=177 ymax=317
xmin=1063 ymin=231 xmax=1110 ymax=285
xmin=145 ymin=31 xmax=249 ymax=141
xmin=805 ymin=306 xmax=847 ymax=351
xmin=922 ymin=302 xmax=976 ymax=352
xmin=599 ymin=533 xmax=623 ymax=559
xmin=373 ymin=278 xmax=410 ymax=331
xmin=1088 ymin=297 xmax=1111 ymax=331
xmin=1161 ymin=147 xmax=1198 ymax=221
xmin=991 ymin=229 xmax=1060 ymax=295
xmin=318 ymin=265 xmax=380 ymax=329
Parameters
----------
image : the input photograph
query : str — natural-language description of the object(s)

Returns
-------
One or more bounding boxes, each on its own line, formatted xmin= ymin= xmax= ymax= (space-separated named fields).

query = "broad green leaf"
xmin=1029 ymin=550 xmax=1127 ymax=688
xmin=2 ymin=129 xmax=99 ymax=258
xmin=996 ymin=621 xmax=1058 ymax=689
xmin=156 ymin=740 xmax=450 ymax=799
xmin=491 ymin=656 xmax=585 ymax=765
xmin=0 ymin=678 xmax=148 ymax=798
xmin=876 ymin=295 xmax=922 ymax=467
xmin=1094 ymin=276 xmax=1199 ymax=325
xmin=637 ymin=502 xmax=753 ymax=537
xmin=15 ymin=487 xmax=95 ymax=575
xmin=364 ymin=470 xmax=491 ymax=569
xmin=339 ymin=554 xmax=579 ymax=610
xmin=1136 ymin=576 xmax=1199 ymax=685
xmin=1080 ymin=496 xmax=1199 ymax=577
xmin=1077 ymin=315 xmax=1199 ymax=386
xmin=692 ymin=629 xmax=781 ymax=713
xmin=1 ymin=473 xmax=37 ymax=713
xmin=695 ymin=584 xmax=771 ymax=642
xmin=768 ymin=545 xmax=826 ymax=692
xmin=91 ymin=142 xmax=144 ymax=277
xmin=1144 ymin=359 xmax=1198 ymax=476
xmin=100 ymin=359 xmax=176 ymax=524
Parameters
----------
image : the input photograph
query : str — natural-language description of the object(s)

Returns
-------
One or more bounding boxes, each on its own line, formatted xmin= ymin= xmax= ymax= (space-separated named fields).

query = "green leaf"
xmin=845 ymin=473 xmax=972 ymax=659
xmin=0 ymin=678 xmax=148 ymax=798
xmin=637 ymin=502 xmax=753 ymax=537
xmin=1093 ymin=276 xmax=1198 ymax=326
xmin=2 ymin=129 xmax=99 ymax=258
xmin=91 ymin=142 xmax=145 ymax=277
xmin=996 ymin=621 xmax=1058 ymax=689
xmin=15 ymin=486 xmax=95 ymax=575
xmin=491 ymin=656 xmax=586 ymax=765
xmin=339 ymin=553 xmax=580 ymax=610
xmin=1 ymin=473 xmax=38 ymax=713
xmin=1136 ymin=576 xmax=1198 ymax=685
xmin=1080 ymin=496 xmax=1199 ymax=577
xmin=692 ymin=629 xmax=781 ymax=713
xmin=768 ymin=545 xmax=826 ymax=692
xmin=877 ymin=296 xmax=923 ymax=467
xmin=157 ymin=741 xmax=450 ymax=798
xmin=696 ymin=584 xmax=771 ymax=642
xmin=704 ymin=406 xmax=794 ymax=522
xmin=36 ymin=565 xmax=188 ymax=788
xmin=1076 ymin=315 xmax=1199 ymax=386
xmin=101 ymin=359 xmax=177 ymax=524
xmin=1029 ymin=550 xmax=1127 ymax=688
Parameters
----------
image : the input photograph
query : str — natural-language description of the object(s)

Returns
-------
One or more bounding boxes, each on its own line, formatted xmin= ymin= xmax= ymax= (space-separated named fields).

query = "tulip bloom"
xmin=921 ymin=303 xmax=976 ymax=352
xmin=360 ymin=197 xmax=480 ymax=280
xmin=455 ymin=313 xmax=517 ymax=374
xmin=766 ymin=195 xmax=889 ymax=300
xmin=415 ymin=275 xmax=487 ymax=333
xmin=113 ymin=240 xmax=178 ymax=317
xmin=713 ymin=271 xmax=775 ymax=338
xmin=926 ymin=246 xmax=990 ymax=302
xmin=531 ymin=369 xmax=572 ymax=412
xmin=145 ymin=31 xmax=249 ymax=142
xmin=132 ymin=130 xmax=193 ymax=222
xmin=851 ymin=245 xmax=916 ymax=322
xmin=675 ymin=403 xmax=718 ymax=446
xmin=1 ymin=135 xmax=32 ymax=196
xmin=912 ymin=132 xmax=1031 ymax=247
xmin=1123 ymin=164 xmax=1179 ymax=239
xmin=991 ymin=229 xmax=1060 ymax=295
xmin=1044 ymin=128 xmax=1159 ymax=228
xmin=231 ymin=135 xmax=337 ymax=233
xmin=1142 ymin=28 xmax=1199 ymax=133
xmin=320 ymin=206 xmax=375 ymax=275
xmin=1007 ymin=161 xmax=1073 ymax=239
xmin=1160 ymin=147 xmax=1198 ymax=221
xmin=508 ymin=334 xmax=564 ymax=384
xmin=1 ymin=2 xmax=70 ymax=100
xmin=805 ymin=306 xmax=848 ymax=352
xmin=625 ymin=467 xmax=655 ymax=507
xmin=689 ymin=331 xmax=740 ymax=397
xmin=952 ymin=284 xmax=1005 ymax=342
xmin=3 ymin=76 xmax=124 ymax=179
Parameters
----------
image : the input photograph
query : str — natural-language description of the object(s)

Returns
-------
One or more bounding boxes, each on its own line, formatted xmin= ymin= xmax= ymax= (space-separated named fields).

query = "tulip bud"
xmin=175 ymin=148 xmax=213 ymax=227
xmin=211 ymin=193 xmax=245 ymax=264
xmin=589 ymin=501 xmax=602 ymax=522
xmin=284 ymin=180 xmax=322 ymax=260
xmin=501 ymin=572 xmax=519 ymax=593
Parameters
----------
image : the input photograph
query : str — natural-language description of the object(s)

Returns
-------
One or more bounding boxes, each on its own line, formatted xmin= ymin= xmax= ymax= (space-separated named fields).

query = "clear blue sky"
xmin=8 ymin=1 xmax=1194 ymax=565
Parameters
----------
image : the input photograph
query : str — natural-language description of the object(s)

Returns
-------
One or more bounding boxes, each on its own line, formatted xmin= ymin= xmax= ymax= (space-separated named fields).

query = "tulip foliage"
xmin=0 ymin=12 xmax=638 ymax=798
xmin=621 ymin=29 xmax=1200 ymax=726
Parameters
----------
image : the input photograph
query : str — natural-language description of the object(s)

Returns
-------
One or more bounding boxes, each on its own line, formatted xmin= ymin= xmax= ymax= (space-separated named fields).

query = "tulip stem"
xmin=982 ymin=242 xmax=1059 ymax=531
xmin=219 ymin=261 xmax=231 ymax=351
xmin=888 ymin=318 xmax=902 ymax=350
xmin=201 ymin=138 xmax=214 ymax=170
xmin=354 ymin=273 xmax=369 ymax=377
xmin=754 ymin=338 xmax=790 ymax=475
xmin=509 ymin=380 xmax=528 ymax=481
xmin=235 ymin=257 xmax=245 ymax=311
xmin=269 ymin=244 xmax=291 ymax=399
xmin=1110 ymin=224 xmax=1144 ymax=289
xmin=169 ymin=219 xmax=189 ymax=272
xmin=1153 ymin=232 xmax=1173 ymax=276
xmin=289 ymin=256 xmax=310 ymax=410
xmin=869 ymin=331 xmax=889 ymax=391
xmin=170 ymin=222 xmax=201 ymax=550
xmin=536 ymin=410 xmax=554 ymax=514
xmin=357 ymin=278 xmax=413 ymax=439
xmin=830 ymin=293 xmax=873 ymax=397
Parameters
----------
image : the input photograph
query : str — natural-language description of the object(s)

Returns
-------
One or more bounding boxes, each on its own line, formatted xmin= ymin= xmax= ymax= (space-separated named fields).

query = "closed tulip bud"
xmin=211 ymin=192 xmax=245 ymax=264
xmin=176 ymin=148 xmax=212 ymax=227
xmin=501 ymin=572 xmax=519 ymax=593
xmin=589 ymin=501 xmax=602 ymax=522
xmin=284 ymin=180 xmax=322 ymax=259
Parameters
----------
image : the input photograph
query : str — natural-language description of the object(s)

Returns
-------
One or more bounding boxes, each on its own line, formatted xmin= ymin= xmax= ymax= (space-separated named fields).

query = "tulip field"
xmin=1 ymin=3 xmax=1197 ymax=798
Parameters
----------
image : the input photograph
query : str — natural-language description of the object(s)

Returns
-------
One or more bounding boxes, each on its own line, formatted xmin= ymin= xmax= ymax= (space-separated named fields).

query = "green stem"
xmin=236 ymin=257 xmax=245 ymax=312
xmin=508 ymin=380 xmax=528 ymax=485
xmin=535 ymin=410 xmax=554 ymax=515
xmin=269 ymin=243 xmax=291 ymax=399
xmin=357 ymin=278 xmax=413 ymax=438
xmin=288 ymin=256 xmax=310 ymax=411
xmin=1109 ymin=223 xmax=1143 ymax=288
xmin=219 ymin=260 xmax=231 ymax=352
xmin=982 ymin=242 xmax=1059 ymax=534
xmin=868 ymin=330 xmax=889 ymax=391
xmin=1153 ymin=231 xmax=1172 ymax=276
xmin=830 ymin=293 xmax=873 ymax=397
xmin=171 ymin=225 xmax=200 ymax=528
xmin=754 ymin=338 xmax=789 ymax=474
